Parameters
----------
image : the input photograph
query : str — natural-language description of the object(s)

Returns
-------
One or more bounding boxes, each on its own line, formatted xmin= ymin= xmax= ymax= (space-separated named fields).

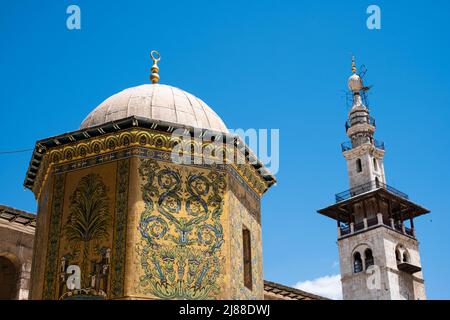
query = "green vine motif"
xmin=111 ymin=159 xmax=130 ymax=298
xmin=137 ymin=159 xmax=226 ymax=299
xmin=138 ymin=159 xmax=160 ymax=219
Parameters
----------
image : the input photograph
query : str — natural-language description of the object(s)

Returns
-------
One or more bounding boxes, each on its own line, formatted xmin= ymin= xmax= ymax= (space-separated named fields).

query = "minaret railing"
xmin=345 ymin=116 xmax=376 ymax=131
xmin=335 ymin=180 xmax=409 ymax=203
xmin=340 ymin=139 xmax=385 ymax=152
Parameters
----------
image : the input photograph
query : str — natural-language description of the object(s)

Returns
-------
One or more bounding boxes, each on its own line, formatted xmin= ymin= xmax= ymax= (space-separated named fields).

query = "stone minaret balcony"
xmin=318 ymin=180 xmax=429 ymax=240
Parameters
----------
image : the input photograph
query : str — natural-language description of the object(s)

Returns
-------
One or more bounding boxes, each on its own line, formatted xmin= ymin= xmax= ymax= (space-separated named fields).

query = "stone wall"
xmin=0 ymin=206 xmax=35 ymax=300
xmin=338 ymin=225 xmax=425 ymax=300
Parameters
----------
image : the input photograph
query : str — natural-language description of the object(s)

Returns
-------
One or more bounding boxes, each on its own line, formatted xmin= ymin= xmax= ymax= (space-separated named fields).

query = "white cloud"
xmin=294 ymin=274 xmax=342 ymax=300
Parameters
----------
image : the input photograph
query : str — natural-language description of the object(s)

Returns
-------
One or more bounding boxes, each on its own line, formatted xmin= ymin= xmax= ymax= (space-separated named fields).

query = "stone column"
xmin=377 ymin=213 xmax=383 ymax=225
xmin=16 ymin=261 xmax=32 ymax=300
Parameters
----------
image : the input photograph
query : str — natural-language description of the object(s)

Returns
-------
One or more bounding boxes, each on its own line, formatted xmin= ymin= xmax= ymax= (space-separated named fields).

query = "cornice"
xmin=346 ymin=123 xmax=375 ymax=137
xmin=342 ymin=143 xmax=385 ymax=160
xmin=29 ymin=128 xmax=270 ymax=198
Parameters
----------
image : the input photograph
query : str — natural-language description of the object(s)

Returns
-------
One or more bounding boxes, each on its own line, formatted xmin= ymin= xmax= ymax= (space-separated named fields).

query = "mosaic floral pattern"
xmin=136 ymin=159 xmax=226 ymax=299
xmin=111 ymin=159 xmax=130 ymax=297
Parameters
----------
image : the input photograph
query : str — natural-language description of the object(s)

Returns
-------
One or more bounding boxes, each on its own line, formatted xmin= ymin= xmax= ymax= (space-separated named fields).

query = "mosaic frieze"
xmin=31 ymin=129 xmax=269 ymax=198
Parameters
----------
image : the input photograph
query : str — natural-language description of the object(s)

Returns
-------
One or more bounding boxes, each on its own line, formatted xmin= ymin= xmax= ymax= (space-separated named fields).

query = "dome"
xmin=348 ymin=74 xmax=363 ymax=92
xmin=80 ymin=84 xmax=228 ymax=133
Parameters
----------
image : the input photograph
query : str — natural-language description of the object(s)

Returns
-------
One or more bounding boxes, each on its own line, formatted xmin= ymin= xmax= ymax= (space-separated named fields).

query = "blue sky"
xmin=1 ymin=0 xmax=449 ymax=299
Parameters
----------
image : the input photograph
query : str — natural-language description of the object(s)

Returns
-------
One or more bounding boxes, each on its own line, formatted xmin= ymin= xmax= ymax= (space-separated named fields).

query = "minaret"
xmin=318 ymin=58 xmax=430 ymax=300
xmin=343 ymin=57 xmax=386 ymax=190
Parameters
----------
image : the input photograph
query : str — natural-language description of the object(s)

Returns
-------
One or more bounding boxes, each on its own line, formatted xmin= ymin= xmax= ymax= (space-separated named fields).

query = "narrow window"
xmin=353 ymin=252 xmax=363 ymax=273
xmin=375 ymin=177 xmax=380 ymax=188
xmin=403 ymin=251 xmax=409 ymax=263
xmin=365 ymin=249 xmax=374 ymax=268
xmin=356 ymin=159 xmax=362 ymax=173
xmin=396 ymin=249 xmax=401 ymax=262
xmin=373 ymin=157 xmax=378 ymax=171
xmin=242 ymin=227 xmax=253 ymax=290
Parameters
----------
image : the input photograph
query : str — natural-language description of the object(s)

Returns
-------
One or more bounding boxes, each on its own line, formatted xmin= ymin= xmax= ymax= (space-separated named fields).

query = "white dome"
xmin=80 ymin=84 xmax=228 ymax=133
xmin=348 ymin=74 xmax=363 ymax=92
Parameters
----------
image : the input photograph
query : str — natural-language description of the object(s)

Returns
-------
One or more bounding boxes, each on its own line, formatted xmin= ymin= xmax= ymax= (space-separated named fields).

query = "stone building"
xmin=317 ymin=58 xmax=430 ymax=300
xmin=0 ymin=205 xmax=35 ymax=299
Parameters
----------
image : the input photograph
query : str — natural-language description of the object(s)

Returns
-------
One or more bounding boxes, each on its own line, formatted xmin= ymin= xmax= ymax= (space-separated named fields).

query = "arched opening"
xmin=365 ymin=249 xmax=374 ymax=269
xmin=353 ymin=252 xmax=363 ymax=273
xmin=375 ymin=177 xmax=380 ymax=188
xmin=373 ymin=157 xmax=378 ymax=171
xmin=403 ymin=251 xmax=410 ymax=263
xmin=356 ymin=159 xmax=362 ymax=173
xmin=396 ymin=249 xmax=401 ymax=263
xmin=0 ymin=256 xmax=18 ymax=299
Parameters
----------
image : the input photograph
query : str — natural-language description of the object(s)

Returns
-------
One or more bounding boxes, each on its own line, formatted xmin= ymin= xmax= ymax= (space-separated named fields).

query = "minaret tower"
xmin=318 ymin=58 xmax=430 ymax=300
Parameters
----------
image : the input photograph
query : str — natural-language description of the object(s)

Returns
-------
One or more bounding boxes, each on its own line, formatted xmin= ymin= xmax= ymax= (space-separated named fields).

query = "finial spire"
xmin=150 ymin=50 xmax=161 ymax=84
xmin=351 ymin=56 xmax=357 ymax=74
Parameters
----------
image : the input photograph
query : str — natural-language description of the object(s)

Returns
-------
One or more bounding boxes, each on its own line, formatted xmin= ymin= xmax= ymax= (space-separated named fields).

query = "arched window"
xmin=353 ymin=252 xmax=363 ymax=273
xmin=375 ymin=177 xmax=380 ymax=188
xmin=0 ymin=257 xmax=18 ymax=300
xmin=403 ymin=251 xmax=410 ymax=263
xmin=356 ymin=159 xmax=362 ymax=173
xmin=365 ymin=249 xmax=374 ymax=268
xmin=396 ymin=249 xmax=401 ymax=262
xmin=373 ymin=158 xmax=378 ymax=171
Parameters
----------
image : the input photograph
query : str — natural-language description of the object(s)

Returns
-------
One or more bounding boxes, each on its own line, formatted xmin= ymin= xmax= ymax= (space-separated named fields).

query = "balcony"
xmin=345 ymin=116 xmax=376 ymax=132
xmin=341 ymin=139 xmax=385 ymax=152
xmin=338 ymin=214 xmax=416 ymax=240
xmin=335 ymin=180 xmax=409 ymax=203
xmin=397 ymin=262 xmax=422 ymax=274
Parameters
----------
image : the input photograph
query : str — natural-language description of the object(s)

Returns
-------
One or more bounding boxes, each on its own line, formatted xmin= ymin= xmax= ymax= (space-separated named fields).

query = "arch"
xmin=402 ymin=251 xmax=410 ymax=263
xmin=0 ymin=256 xmax=19 ymax=299
xmin=356 ymin=159 xmax=362 ymax=173
xmin=373 ymin=157 xmax=378 ymax=171
xmin=375 ymin=177 xmax=380 ymax=188
xmin=365 ymin=248 xmax=374 ymax=268
xmin=395 ymin=244 xmax=410 ymax=265
xmin=353 ymin=252 xmax=363 ymax=273
xmin=396 ymin=249 xmax=401 ymax=262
